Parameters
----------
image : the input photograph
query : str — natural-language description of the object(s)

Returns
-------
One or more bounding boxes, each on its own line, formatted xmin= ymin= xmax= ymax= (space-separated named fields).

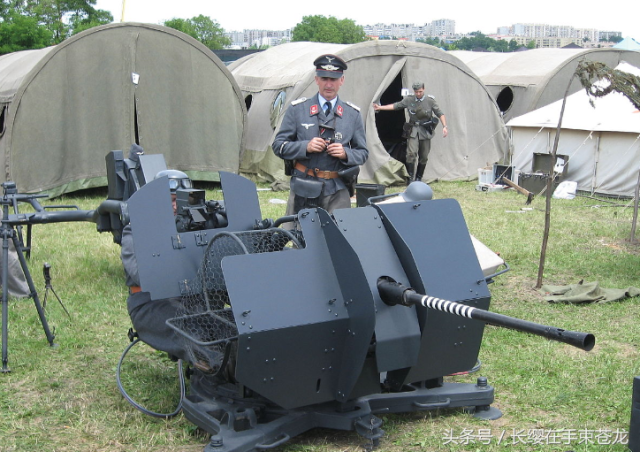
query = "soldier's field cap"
xmin=314 ymin=54 xmax=347 ymax=78
xmin=412 ymin=81 xmax=424 ymax=90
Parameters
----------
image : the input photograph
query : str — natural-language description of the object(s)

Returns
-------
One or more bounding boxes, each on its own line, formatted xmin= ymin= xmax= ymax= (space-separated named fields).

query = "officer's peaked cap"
xmin=314 ymin=54 xmax=347 ymax=78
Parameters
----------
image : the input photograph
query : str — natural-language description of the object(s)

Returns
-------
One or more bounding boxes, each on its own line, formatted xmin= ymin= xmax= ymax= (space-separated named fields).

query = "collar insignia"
xmin=336 ymin=105 xmax=343 ymax=117
xmin=310 ymin=104 xmax=319 ymax=115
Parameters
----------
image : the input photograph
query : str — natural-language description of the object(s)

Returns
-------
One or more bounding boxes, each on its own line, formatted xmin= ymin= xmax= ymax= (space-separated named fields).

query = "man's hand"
xmin=373 ymin=103 xmax=393 ymax=112
xmin=307 ymin=137 xmax=328 ymax=153
xmin=326 ymin=142 xmax=347 ymax=160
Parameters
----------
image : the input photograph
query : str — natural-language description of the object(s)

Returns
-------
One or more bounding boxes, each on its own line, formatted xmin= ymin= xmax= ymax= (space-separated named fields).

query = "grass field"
xmin=0 ymin=179 xmax=638 ymax=451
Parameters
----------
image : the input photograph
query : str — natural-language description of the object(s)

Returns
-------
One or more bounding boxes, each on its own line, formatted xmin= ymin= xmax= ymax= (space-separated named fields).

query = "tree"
xmin=0 ymin=11 xmax=52 ymax=54
xmin=22 ymin=0 xmax=112 ymax=43
xmin=492 ymin=39 xmax=509 ymax=52
xmin=164 ymin=15 xmax=230 ymax=49
xmin=450 ymin=33 xmax=507 ymax=52
xmin=338 ymin=18 xmax=365 ymax=44
xmin=576 ymin=61 xmax=640 ymax=242
xmin=292 ymin=15 xmax=365 ymax=44
xmin=417 ymin=37 xmax=444 ymax=48
xmin=0 ymin=0 xmax=112 ymax=48
xmin=68 ymin=6 xmax=112 ymax=36
xmin=535 ymin=60 xmax=640 ymax=287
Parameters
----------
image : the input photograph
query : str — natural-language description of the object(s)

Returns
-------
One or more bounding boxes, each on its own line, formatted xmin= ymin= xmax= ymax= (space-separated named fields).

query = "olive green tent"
xmin=450 ymin=48 xmax=640 ymax=122
xmin=230 ymin=41 xmax=509 ymax=186
xmin=0 ymin=23 xmax=246 ymax=196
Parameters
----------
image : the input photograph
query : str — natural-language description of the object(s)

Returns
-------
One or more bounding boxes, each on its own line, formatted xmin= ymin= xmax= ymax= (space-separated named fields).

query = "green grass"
xmin=0 ymin=180 xmax=638 ymax=451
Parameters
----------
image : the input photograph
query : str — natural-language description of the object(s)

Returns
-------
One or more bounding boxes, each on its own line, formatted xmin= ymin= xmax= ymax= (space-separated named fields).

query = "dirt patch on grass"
xmin=601 ymin=237 xmax=640 ymax=254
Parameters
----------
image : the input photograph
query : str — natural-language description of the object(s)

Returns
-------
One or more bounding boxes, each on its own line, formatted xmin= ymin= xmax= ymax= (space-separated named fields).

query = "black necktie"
xmin=324 ymin=101 xmax=331 ymax=115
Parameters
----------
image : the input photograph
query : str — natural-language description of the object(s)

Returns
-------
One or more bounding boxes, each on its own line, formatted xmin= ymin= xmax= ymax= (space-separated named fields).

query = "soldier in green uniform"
xmin=374 ymin=82 xmax=448 ymax=182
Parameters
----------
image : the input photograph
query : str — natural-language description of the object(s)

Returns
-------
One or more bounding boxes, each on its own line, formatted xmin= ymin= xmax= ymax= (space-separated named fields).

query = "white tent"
xmin=508 ymin=62 xmax=640 ymax=197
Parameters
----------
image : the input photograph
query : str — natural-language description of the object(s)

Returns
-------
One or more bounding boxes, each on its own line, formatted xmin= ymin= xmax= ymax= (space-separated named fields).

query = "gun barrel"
xmin=5 ymin=210 xmax=96 ymax=225
xmin=377 ymin=278 xmax=595 ymax=352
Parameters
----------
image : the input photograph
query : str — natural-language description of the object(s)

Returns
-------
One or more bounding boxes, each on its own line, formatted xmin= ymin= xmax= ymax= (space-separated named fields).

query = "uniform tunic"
xmin=273 ymin=94 xmax=368 ymax=213
xmin=394 ymin=94 xmax=444 ymax=168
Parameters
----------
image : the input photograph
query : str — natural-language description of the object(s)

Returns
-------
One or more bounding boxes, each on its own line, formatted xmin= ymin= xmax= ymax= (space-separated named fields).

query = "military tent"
xmin=508 ymin=62 xmax=640 ymax=197
xmin=0 ymin=22 xmax=246 ymax=196
xmin=450 ymin=48 xmax=640 ymax=122
xmin=230 ymin=41 xmax=509 ymax=186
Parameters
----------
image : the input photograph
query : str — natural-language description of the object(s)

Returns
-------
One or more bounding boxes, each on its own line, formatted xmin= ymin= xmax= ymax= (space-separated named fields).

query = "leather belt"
xmin=294 ymin=162 xmax=339 ymax=179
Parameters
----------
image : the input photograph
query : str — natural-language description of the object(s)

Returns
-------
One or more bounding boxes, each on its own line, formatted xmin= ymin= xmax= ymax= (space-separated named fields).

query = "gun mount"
xmin=121 ymin=172 xmax=595 ymax=452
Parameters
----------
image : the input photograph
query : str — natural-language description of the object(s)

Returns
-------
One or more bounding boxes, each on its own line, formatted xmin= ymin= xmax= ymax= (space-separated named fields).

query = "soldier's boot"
xmin=415 ymin=163 xmax=426 ymax=181
xmin=405 ymin=163 xmax=415 ymax=185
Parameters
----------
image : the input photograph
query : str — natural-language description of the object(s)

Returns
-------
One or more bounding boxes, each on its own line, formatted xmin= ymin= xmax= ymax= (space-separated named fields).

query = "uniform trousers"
xmin=406 ymin=135 xmax=432 ymax=171
xmin=127 ymin=291 xmax=188 ymax=361
xmin=285 ymin=186 xmax=351 ymax=216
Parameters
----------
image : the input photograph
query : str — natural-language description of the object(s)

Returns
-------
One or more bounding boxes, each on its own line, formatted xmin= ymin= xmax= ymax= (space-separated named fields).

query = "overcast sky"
xmin=94 ymin=0 xmax=638 ymax=40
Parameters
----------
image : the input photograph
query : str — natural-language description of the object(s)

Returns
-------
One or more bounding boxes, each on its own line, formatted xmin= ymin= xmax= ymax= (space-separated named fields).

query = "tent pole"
xmin=630 ymin=168 xmax=640 ymax=243
xmin=591 ymin=133 xmax=601 ymax=195
xmin=121 ymin=0 xmax=126 ymax=22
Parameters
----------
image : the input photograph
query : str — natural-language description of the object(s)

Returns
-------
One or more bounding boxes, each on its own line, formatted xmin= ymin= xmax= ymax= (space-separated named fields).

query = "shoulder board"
xmin=344 ymin=101 xmax=361 ymax=112
xmin=291 ymin=97 xmax=307 ymax=106
xmin=427 ymin=94 xmax=435 ymax=99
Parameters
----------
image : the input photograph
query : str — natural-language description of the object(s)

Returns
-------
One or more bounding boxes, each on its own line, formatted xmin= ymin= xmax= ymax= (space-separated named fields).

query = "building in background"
xmin=226 ymin=29 xmax=291 ymax=48
xmin=223 ymin=20 xmax=622 ymax=50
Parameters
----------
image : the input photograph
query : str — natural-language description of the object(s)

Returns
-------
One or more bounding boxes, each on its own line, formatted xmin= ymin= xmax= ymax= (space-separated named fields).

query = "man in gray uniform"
xmin=374 ymin=82 xmax=448 ymax=182
xmin=273 ymin=54 xmax=368 ymax=214
xmin=120 ymin=169 xmax=192 ymax=361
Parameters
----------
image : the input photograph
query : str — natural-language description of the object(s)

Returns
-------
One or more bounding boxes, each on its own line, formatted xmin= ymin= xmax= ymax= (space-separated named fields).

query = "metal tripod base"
xmin=2 ymin=216 xmax=56 ymax=373
xmin=183 ymin=373 xmax=500 ymax=452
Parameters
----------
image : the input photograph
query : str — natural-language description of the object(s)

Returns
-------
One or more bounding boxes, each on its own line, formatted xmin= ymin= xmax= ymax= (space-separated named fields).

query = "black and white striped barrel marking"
xmin=419 ymin=296 xmax=476 ymax=319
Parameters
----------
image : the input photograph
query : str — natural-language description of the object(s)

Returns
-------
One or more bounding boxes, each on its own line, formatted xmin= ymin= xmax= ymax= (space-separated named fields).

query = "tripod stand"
xmin=2 ymin=182 xmax=56 ymax=373
xmin=42 ymin=262 xmax=70 ymax=317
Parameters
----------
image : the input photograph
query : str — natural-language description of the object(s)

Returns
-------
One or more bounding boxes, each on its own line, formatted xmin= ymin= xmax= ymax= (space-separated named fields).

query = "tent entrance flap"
xmin=134 ymin=96 xmax=140 ymax=145
xmin=372 ymin=58 xmax=408 ymax=165
xmin=376 ymin=73 xmax=407 ymax=164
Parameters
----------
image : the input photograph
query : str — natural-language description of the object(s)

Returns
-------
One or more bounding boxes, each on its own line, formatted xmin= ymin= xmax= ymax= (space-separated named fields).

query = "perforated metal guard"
xmin=166 ymin=228 xmax=301 ymax=375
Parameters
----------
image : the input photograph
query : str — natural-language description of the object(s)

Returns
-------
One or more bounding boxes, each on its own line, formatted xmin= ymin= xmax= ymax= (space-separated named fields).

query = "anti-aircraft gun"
xmin=0 ymin=145 xmax=208 ymax=371
xmin=123 ymin=171 xmax=595 ymax=452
